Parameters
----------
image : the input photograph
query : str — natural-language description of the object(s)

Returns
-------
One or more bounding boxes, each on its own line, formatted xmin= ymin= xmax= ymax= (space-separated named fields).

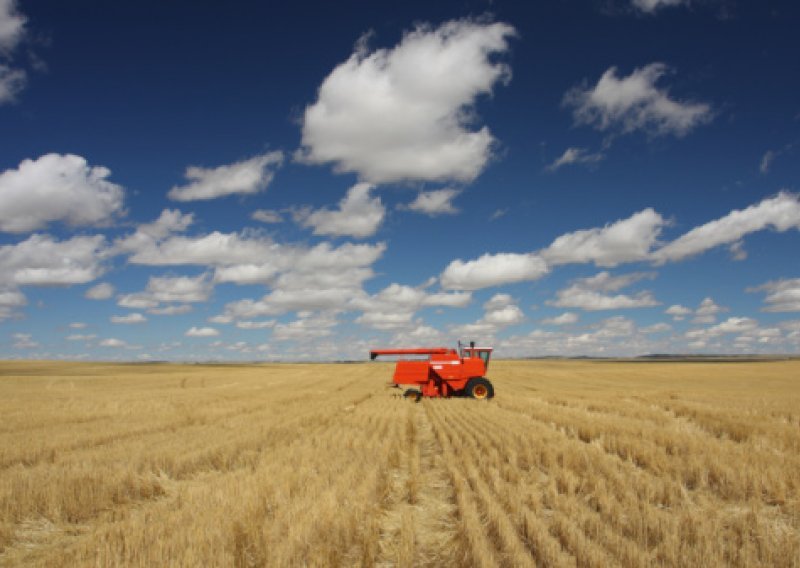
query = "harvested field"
xmin=0 ymin=359 xmax=798 ymax=567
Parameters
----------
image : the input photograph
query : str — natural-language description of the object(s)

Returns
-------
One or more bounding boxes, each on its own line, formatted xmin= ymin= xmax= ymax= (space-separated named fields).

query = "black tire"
xmin=403 ymin=389 xmax=422 ymax=402
xmin=465 ymin=377 xmax=494 ymax=400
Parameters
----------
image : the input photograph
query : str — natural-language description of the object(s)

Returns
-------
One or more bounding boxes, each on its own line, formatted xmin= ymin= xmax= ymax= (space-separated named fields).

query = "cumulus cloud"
xmin=692 ymin=297 xmax=726 ymax=324
xmin=0 ymin=234 xmax=108 ymax=286
xmin=110 ymin=312 xmax=147 ymax=324
xmin=631 ymin=0 xmax=687 ymax=13
xmin=85 ymin=282 xmax=114 ymax=300
xmin=272 ymin=313 xmax=337 ymax=341
xmin=546 ymin=147 xmax=604 ymax=171
xmin=235 ymin=320 xmax=276 ymax=330
xmin=167 ymin=152 xmax=283 ymax=202
xmin=685 ymin=317 xmax=759 ymax=345
xmin=0 ymin=154 xmax=125 ymax=233
xmin=66 ymin=333 xmax=96 ymax=341
xmin=217 ymin=245 xmax=384 ymax=320
xmin=99 ymin=338 xmax=127 ymax=348
xmin=0 ymin=288 xmax=25 ymax=321
xmin=403 ymin=189 xmax=461 ymax=216
xmin=12 ymin=332 xmax=37 ymax=348
xmin=296 ymin=19 xmax=515 ymax=184
xmin=641 ymin=322 xmax=671 ymax=333
xmin=148 ymin=304 xmax=193 ymax=316
xmin=295 ymin=183 xmax=384 ymax=238
xmin=185 ymin=326 xmax=219 ymax=337
xmin=653 ymin=192 xmax=800 ymax=263
xmin=441 ymin=252 xmax=548 ymax=290
xmin=352 ymin=283 xmax=471 ymax=330
xmin=665 ymin=305 xmax=690 ymax=320
xmin=451 ymin=293 xmax=524 ymax=337
xmin=118 ymin=273 xmax=213 ymax=313
xmin=563 ymin=63 xmax=712 ymax=137
xmin=750 ymin=278 xmax=800 ymax=312
xmin=251 ymin=209 xmax=283 ymax=224
xmin=542 ymin=208 xmax=665 ymax=267
xmin=440 ymin=193 xmax=800 ymax=293
xmin=542 ymin=312 xmax=579 ymax=325
xmin=549 ymin=271 xmax=660 ymax=311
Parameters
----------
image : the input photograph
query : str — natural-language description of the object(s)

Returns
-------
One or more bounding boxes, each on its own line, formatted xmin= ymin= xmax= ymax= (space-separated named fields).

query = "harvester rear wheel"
xmin=466 ymin=378 xmax=493 ymax=400
xmin=403 ymin=389 xmax=422 ymax=402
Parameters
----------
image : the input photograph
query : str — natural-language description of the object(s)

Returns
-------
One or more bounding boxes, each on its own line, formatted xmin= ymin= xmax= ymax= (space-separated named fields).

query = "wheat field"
xmin=0 ymin=359 xmax=798 ymax=567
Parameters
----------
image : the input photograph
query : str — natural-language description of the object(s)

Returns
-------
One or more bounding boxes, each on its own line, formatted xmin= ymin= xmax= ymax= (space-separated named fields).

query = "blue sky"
xmin=1 ymin=0 xmax=799 ymax=361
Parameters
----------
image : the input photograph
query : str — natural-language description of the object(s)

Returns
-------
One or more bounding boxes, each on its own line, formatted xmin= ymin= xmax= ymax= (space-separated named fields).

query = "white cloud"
xmin=665 ymin=304 xmax=691 ymax=320
xmin=118 ymin=273 xmax=212 ymax=314
xmin=12 ymin=332 xmax=37 ymax=349
xmin=631 ymin=0 xmax=687 ymax=13
xmin=85 ymin=282 xmax=114 ymax=300
xmin=110 ymin=312 xmax=147 ymax=324
xmin=546 ymin=147 xmax=604 ymax=171
xmin=760 ymin=150 xmax=775 ymax=174
xmin=653 ymin=192 xmax=800 ymax=263
xmin=489 ymin=209 xmax=507 ymax=221
xmin=750 ymin=278 xmax=800 ymax=312
xmin=549 ymin=271 xmax=659 ymax=311
xmin=0 ymin=63 xmax=24 ymax=104
xmin=117 ymin=293 xmax=158 ymax=310
xmin=542 ymin=312 xmax=579 ymax=325
xmin=68 ymin=322 xmax=86 ymax=329
xmin=66 ymin=334 xmax=96 ymax=341
xmin=441 ymin=252 xmax=548 ymax=290
xmin=123 ymin=230 xmax=277 ymax=267
xmin=235 ymin=320 xmax=276 ymax=330
xmin=167 ymin=152 xmax=283 ymax=202
xmin=272 ymin=313 xmax=337 ymax=341
xmin=692 ymin=297 xmax=726 ymax=324
xmin=99 ymin=338 xmax=127 ymax=348
xmin=0 ymin=0 xmax=25 ymax=52
xmin=686 ymin=317 xmax=759 ymax=342
xmin=352 ymin=283 xmax=471 ymax=330
xmin=296 ymin=19 xmax=515 ymax=184
xmin=0 ymin=234 xmax=108 ymax=286
xmin=403 ymin=189 xmax=461 ymax=216
xmin=186 ymin=326 xmax=219 ymax=337
xmin=641 ymin=322 xmax=671 ymax=333
xmin=148 ymin=304 xmax=193 ymax=316
xmin=252 ymin=209 xmax=283 ymax=224
xmin=542 ymin=208 xmax=665 ymax=267
xmin=563 ymin=63 xmax=712 ymax=137
xmin=0 ymin=0 xmax=25 ymax=105
xmin=295 ymin=183 xmax=384 ymax=238
xmin=438 ymin=193 xmax=800 ymax=295
xmin=451 ymin=293 xmax=524 ymax=337
xmin=144 ymin=273 xmax=213 ymax=303
xmin=0 ymin=154 xmax=125 ymax=233
xmin=0 ymin=288 xmax=24 ymax=321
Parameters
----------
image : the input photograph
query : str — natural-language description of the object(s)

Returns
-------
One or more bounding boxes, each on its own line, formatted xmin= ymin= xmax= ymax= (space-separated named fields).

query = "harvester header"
xmin=370 ymin=341 xmax=494 ymax=400
xmin=369 ymin=347 xmax=454 ymax=360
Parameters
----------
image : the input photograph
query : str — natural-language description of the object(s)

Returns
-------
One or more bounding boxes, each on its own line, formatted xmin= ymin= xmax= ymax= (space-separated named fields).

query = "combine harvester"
xmin=369 ymin=341 xmax=494 ymax=401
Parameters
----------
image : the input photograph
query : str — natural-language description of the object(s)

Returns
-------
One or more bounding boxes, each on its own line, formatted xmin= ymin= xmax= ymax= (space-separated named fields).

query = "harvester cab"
xmin=459 ymin=340 xmax=492 ymax=369
xmin=369 ymin=341 xmax=494 ymax=400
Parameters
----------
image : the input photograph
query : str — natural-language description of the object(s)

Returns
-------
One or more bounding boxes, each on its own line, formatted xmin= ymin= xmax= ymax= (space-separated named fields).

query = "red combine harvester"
xmin=369 ymin=341 xmax=494 ymax=400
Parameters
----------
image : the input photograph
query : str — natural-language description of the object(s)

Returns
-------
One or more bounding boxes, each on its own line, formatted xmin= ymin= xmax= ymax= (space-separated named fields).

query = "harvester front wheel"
xmin=466 ymin=378 xmax=494 ymax=400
